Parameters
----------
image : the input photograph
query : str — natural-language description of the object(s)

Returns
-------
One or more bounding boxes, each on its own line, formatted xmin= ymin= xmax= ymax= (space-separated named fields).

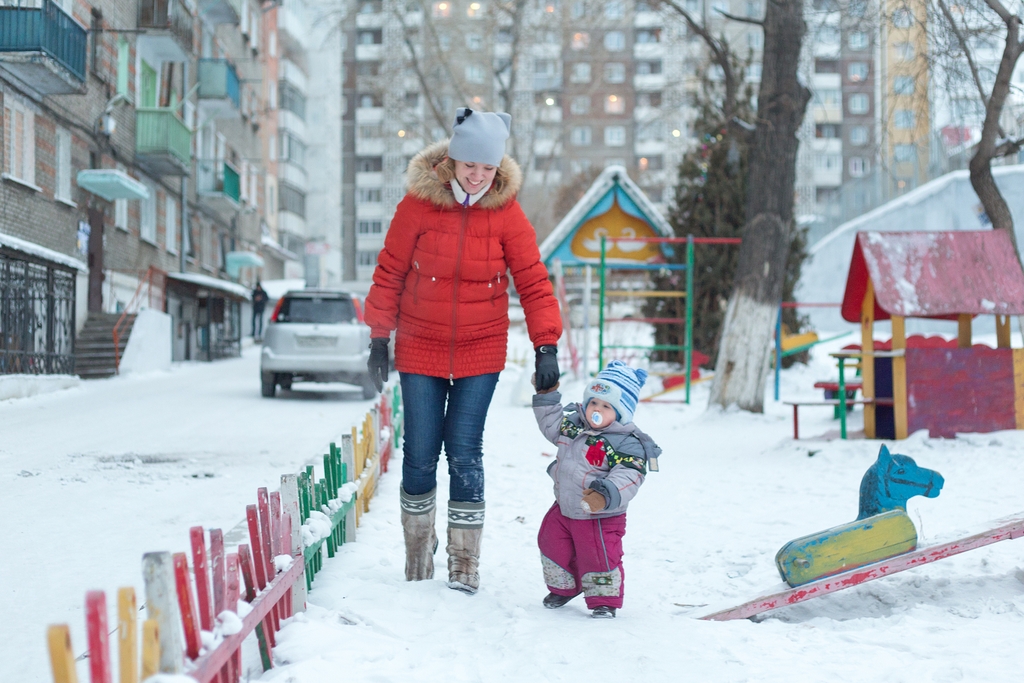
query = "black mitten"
xmin=367 ymin=338 xmax=390 ymax=392
xmin=534 ymin=345 xmax=559 ymax=391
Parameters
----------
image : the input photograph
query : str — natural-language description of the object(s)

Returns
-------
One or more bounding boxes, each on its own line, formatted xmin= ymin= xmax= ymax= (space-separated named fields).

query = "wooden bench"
xmin=813 ymin=380 xmax=863 ymax=418
xmin=783 ymin=398 xmax=894 ymax=439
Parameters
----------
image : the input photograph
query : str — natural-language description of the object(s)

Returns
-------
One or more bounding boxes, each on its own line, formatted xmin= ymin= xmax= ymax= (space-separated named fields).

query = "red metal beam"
xmin=701 ymin=513 xmax=1024 ymax=621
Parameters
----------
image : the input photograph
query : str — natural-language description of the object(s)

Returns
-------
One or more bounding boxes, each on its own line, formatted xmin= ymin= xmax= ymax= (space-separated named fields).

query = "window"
xmin=819 ymin=27 xmax=839 ymax=44
xmin=894 ymin=144 xmax=916 ymax=162
xmin=605 ymin=0 xmax=624 ymax=18
xmin=892 ymin=8 xmax=913 ymax=28
xmin=895 ymin=109 xmax=915 ymax=129
xmin=815 ymin=123 xmax=839 ymax=138
xmin=604 ymin=125 xmax=626 ymax=146
xmin=570 ymin=95 xmax=590 ymax=114
xmin=358 ymin=30 xmax=382 ymax=45
xmin=3 ymin=97 xmax=35 ymax=185
xmin=117 ymin=39 xmax=130 ymax=98
xmin=55 ymin=127 xmax=72 ymax=203
xmin=497 ymin=27 xmax=513 ymax=42
xmin=848 ymin=62 xmax=868 ymax=82
xmin=636 ymin=60 xmax=662 ymax=75
xmin=165 ymin=196 xmax=178 ymax=253
xmin=570 ymin=158 xmax=592 ymax=175
xmin=818 ymin=89 xmax=841 ymax=107
xmin=466 ymin=65 xmax=485 ymax=83
xmin=280 ymin=183 xmax=307 ymax=217
xmin=280 ymin=132 xmax=307 ymax=167
xmin=534 ymin=156 xmax=562 ymax=172
xmin=570 ymin=62 xmax=592 ymax=83
xmin=358 ymin=220 xmax=383 ymax=234
xmin=605 ymin=94 xmax=625 ymax=114
xmin=895 ymin=42 xmax=914 ymax=61
xmin=636 ymin=121 xmax=665 ymax=141
xmin=358 ymin=188 xmax=383 ymax=202
xmin=433 ymin=1 xmax=450 ymax=17
xmin=637 ymin=155 xmax=663 ymax=171
xmin=849 ymin=125 xmax=868 ymax=145
xmin=466 ymin=33 xmax=483 ymax=50
xmin=534 ymin=125 xmax=557 ymax=141
xmin=467 ymin=1 xmax=483 ymax=17
xmin=358 ymin=93 xmax=382 ymax=108
xmin=141 ymin=181 xmax=157 ymax=243
xmin=747 ymin=31 xmax=762 ymax=49
xmin=439 ymin=34 xmax=451 ymax=50
xmin=636 ymin=92 xmax=662 ymax=108
xmin=571 ymin=126 xmax=592 ymax=145
xmin=279 ymin=82 xmax=306 ymax=119
xmin=571 ymin=0 xmax=586 ymax=17
xmin=269 ymin=30 xmax=277 ymax=56
xmin=746 ymin=64 xmax=762 ymax=81
xmin=604 ymin=31 xmax=625 ymax=51
xmin=357 ymin=62 xmax=380 ymax=76
xmin=849 ymin=31 xmax=868 ymax=49
xmin=815 ymin=154 xmax=841 ymax=170
xmin=815 ymin=59 xmax=839 ymax=73
xmin=849 ymin=157 xmax=868 ymax=177
xmin=405 ymin=92 xmax=420 ymax=108
xmin=358 ymin=250 xmax=379 ymax=266
xmin=635 ymin=29 xmax=661 ymax=44
xmin=894 ymin=76 xmax=915 ymax=94
xmin=357 ymin=157 xmax=383 ymax=172
xmin=571 ymin=32 xmax=590 ymax=50
xmin=604 ymin=62 xmax=626 ymax=83
xmin=848 ymin=93 xmax=869 ymax=114
xmin=358 ymin=123 xmax=383 ymax=138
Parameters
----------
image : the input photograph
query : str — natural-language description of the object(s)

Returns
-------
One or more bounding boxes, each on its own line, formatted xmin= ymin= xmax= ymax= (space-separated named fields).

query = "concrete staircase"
xmin=75 ymin=313 xmax=136 ymax=379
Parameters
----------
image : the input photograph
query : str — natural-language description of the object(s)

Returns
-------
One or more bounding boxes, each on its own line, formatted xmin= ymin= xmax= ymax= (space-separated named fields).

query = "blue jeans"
xmin=399 ymin=372 xmax=500 ymax=503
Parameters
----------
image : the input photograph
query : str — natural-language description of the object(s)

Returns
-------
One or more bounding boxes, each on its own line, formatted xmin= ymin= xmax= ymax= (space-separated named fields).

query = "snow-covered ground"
xmin=0 ymin=347 xmax=378 ymax=683
xmin=5 ymin=332 xmax=1024 ymax=682
xmin=255 ymin=332 xmax=1024 ymax=683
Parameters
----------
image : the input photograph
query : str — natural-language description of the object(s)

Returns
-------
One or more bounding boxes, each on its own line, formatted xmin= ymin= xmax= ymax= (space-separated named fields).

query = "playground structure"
xmin=45 ymin=388 xmax=401 ymax=683
xmin=703 ymin=444 xmax=1023 ymax=621
xmin=840 ymin=230 xmax=1024 ymax=439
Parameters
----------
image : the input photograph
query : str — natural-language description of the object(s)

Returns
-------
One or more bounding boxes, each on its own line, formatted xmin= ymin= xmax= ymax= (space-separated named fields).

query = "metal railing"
xmin=137 ymin=0 xmax=193 ymax=52
xmin=113 ymin=266 xmax=166 ymax=373
xmin=198 ymin=58 xmax=240 ymax=109
xmin=0 ymin=0 xmax=87 ymax=82
xmin=197 ymin=159 xmax=240 ymax=203
xmin=0 ymin=249 xmax=76 ymax=375
xmin=136 ymin=108 xmax=192 ymax=168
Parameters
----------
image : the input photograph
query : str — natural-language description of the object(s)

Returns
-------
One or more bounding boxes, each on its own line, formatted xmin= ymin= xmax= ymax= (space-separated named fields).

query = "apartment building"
xmin=0 ymin=0 xmax=295 ymax=374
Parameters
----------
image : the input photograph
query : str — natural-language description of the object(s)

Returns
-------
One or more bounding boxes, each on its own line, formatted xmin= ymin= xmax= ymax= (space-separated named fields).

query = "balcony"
xmin=0 ymin=0 xmax=86 ymax=95
xmin=198 ymin=0 xmax=241 ymax=25
xmin=137 ymin=0 xmax=194 ymax=63
xmin=277 ymin=4 xmax=308 ymax=53
xmin=135 ymin=108 xmax=191 ymax=176
xmin=197 ymin=159 xmax=240 ymax=220
xmin=197 ymin=59 xmax=240 ymax=119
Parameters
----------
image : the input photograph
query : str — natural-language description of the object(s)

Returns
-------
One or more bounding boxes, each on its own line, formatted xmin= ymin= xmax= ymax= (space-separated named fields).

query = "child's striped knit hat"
xmin=583 ymin=360 xmax=648 ymax=425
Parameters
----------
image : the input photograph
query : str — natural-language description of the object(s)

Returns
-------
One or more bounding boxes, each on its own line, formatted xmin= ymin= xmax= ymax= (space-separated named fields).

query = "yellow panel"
xmin=862 ymin=280 xmax=876 ymax=438
xmin=570 ymin=197 xmax=663 ymax=263
xmin=781 ymin=331 xmax=819 ymax=352
xmin=997 ymin=315 xmax=1011 ymax=349
xmin=892 ymin=315 xmax=908 ymax=440
xmin=1014 ymin=349 xmax=1024 ymax=430
xmin=775 ymin=510 xmax=918 ymax=587
xmin=958 ymin=313 xmax=972 ymax=349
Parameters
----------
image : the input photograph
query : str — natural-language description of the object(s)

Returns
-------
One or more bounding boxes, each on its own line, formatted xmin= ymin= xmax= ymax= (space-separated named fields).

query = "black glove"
xmin=534 ymin=345 xmax=559 ymax=391
xmin=367 ymin=338 xmax=390 ymax=392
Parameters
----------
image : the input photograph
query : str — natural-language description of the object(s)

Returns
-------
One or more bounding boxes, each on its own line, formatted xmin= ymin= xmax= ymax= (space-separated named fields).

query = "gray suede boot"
xmin=446 ymin=500 xmax=485 ymax=594
xmin=400 ymin=487 xmax=437 ymax=581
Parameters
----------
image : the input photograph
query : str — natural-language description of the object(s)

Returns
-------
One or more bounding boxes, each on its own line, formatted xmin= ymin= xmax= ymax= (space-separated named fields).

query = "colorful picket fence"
xmin=47 ymin=386 xmax=402 ymax=683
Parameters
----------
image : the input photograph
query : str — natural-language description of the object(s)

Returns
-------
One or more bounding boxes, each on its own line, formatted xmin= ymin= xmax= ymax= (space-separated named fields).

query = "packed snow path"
xmin=1 ymin=346 xmax=377 ymax=683
xmin=263 ymin=354 xmax=1024 ymax=683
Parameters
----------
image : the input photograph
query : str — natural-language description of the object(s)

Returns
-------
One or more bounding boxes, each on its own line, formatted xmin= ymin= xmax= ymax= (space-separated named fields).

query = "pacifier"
xmin=590 ymin=412 xmax=603 ymax=426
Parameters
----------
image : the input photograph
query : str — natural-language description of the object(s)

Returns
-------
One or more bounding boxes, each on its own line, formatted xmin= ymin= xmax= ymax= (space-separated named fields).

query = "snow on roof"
xmin=841 ymin=230 xmax=1024 ymax=321
xmin=539 ymin=165 xmax=673 ymax=262
xmin=166 ymin=271 xmax=252 ymax=300
xmin=0 ymin=232 xmax=87 ymax=271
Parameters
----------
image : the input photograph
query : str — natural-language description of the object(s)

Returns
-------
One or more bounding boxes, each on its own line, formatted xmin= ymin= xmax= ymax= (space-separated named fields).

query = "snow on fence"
xmin=46 ymin=386 xmax=403 ymax=683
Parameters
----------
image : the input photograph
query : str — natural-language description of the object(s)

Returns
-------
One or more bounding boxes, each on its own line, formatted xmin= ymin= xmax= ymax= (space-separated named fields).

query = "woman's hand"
xmin=367 ymin=338 xmax=390 ymax=392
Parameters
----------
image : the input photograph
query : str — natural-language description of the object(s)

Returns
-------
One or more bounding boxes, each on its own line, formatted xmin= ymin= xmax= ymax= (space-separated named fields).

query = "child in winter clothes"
xmin=532 ymin=360 xmax=661 ymax=618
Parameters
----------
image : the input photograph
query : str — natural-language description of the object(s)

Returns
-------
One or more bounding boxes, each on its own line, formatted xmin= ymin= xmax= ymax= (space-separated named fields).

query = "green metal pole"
xmin=838 ymin=356 xmax=848 ymax=439
xmin=685 ymin=235 xmax=694 ymax=405
xmin=598 ymin=235 xmax=607 ymax=371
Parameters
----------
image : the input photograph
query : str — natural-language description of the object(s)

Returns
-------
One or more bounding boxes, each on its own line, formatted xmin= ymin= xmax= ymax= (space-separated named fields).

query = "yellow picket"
xmin=140 ymin=619 xmax=160 ymax=680
xmin=117 ymin=587 xmax=138 ymax=683
xmin=47 ymin=625 xmax=78 ymax=683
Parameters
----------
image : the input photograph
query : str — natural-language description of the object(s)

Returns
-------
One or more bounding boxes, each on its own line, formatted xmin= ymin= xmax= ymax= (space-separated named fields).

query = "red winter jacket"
xmin=364 ymin=141 xmax=562 ymax=379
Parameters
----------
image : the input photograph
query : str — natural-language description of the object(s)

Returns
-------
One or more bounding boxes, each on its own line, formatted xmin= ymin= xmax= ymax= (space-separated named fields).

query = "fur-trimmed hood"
xmin=406 ymin=140 xmax=523 ymax=210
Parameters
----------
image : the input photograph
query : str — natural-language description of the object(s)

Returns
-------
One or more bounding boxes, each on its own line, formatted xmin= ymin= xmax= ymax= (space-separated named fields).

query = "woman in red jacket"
xmin=364 ymin=109 xmax=563 ymax=594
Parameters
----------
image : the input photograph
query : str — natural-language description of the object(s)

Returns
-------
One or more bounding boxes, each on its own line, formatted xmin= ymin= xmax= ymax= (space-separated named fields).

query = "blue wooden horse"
xmin=776 ymin=446 xmax=944 ymax=587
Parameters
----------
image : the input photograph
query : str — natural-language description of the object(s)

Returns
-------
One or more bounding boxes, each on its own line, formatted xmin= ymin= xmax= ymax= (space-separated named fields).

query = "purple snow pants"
xmin=537 ymin=502 xmax=626 ymax=609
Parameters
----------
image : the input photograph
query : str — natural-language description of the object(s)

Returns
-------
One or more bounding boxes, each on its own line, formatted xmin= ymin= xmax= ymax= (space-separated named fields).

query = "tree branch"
xmin=714 ymin=8 xmax=764 ymax=27
xmin=936 ymin=0 xmax=991 ymax=109
xmin=983 ymin=0 xmax=1013 ymax=24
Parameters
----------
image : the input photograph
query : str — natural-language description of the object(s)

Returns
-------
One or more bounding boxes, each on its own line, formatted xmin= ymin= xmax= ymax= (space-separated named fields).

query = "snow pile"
xmin=0 ymin=374 xmax=80 ymax=401
xmin=274 ymin=555 xmax=294 ymax=573
xmin=301 ymin=510 xmax=333 ymax=547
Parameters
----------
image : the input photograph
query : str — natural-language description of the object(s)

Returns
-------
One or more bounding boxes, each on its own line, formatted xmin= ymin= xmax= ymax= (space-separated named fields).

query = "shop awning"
xmin=75 ymin=169 xmax=150 ymax=201
xmin=166 ymin=272 xmax=251 ymax=301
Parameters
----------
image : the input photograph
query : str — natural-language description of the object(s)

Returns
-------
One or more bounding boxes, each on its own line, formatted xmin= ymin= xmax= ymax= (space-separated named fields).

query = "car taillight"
xmin=352 ymin=296 xmax=365 ymax=323
xmin=269 ymin=297 xmax=285 ymax=322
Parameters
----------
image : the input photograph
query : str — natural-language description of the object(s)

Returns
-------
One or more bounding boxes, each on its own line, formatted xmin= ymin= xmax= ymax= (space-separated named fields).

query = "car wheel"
xmin=261 ymin=371 xmax=276 ymax=398
xmin=361 ymin=375 xmax=377 ymax=400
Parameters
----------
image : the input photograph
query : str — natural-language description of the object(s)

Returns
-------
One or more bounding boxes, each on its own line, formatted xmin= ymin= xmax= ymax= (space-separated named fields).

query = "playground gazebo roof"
xmin=840 ymin=230 xmax=1024 ymax=322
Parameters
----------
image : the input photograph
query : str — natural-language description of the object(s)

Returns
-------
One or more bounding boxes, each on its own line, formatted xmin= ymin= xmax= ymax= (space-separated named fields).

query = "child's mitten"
xmin=581 ymin=488 xmax=606 ymax=513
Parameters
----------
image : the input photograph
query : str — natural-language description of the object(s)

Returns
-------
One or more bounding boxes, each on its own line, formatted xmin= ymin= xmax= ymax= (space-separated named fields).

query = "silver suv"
xmin=260 ymin=289 xmax=374 ymax=399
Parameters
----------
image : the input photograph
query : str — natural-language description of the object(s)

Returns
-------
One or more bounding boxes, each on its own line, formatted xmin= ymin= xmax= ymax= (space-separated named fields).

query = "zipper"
xmin=412 ymin=260 xmax=421 ymax=305
xmin=449 ymin=205 xmax=469 ymax=384
xmin=490 ymin=271 xmax=501 ymax=306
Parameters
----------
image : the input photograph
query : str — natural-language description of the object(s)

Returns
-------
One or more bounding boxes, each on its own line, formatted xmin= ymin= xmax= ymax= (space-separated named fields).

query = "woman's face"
xmin=453 ymin=160 xmax=497 ymax=195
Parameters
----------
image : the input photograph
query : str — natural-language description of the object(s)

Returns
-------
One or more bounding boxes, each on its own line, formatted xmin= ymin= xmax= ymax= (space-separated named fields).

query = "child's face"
xmin=585 ymin=398 xmax=617 ymax=429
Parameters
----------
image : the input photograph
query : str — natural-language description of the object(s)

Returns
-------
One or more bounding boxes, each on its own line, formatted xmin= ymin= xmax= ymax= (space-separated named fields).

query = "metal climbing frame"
xmin=597 ymin=235 xmax=741 ymax=404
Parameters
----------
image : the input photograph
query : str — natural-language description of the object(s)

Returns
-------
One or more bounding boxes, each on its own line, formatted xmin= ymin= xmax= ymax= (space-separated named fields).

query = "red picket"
xmin=245 ymin=505 xmax=268 ymax=590
xmin=270 ymin=491 xmax=282 ymax=559
xmin=190 ymin=526 xmax=213 ymax=632
xmin=238 ymin=545 xmax=277 ymax=653
xmin=210 ymin=528 xmax=226 ymax=617
xmin=257 ymin=488 xmax=275 ymax=580
xmin=85 ymin=590 xmax=113 ymax=683
xmin=172 ymin=552 xmax=201 ymax=660
xmin=225 ymin=552 xmax=240 ymax=683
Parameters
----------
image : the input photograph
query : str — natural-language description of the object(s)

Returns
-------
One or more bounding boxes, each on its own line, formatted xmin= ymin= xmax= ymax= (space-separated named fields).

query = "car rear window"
xmin=277 ymin=296 xmax=357 ymax=324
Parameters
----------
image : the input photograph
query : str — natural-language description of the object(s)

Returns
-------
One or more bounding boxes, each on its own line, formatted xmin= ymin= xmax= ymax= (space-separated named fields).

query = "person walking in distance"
xmin=251 ymin=281 xmax=268 ymax=340
xmin=363 ymin=108 xmax=563 ymax=593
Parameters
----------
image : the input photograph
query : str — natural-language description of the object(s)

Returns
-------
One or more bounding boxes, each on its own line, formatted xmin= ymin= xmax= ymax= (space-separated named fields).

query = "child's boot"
xmin=447 ymin=500 xmax=485 ymax=593
xmin=543 ymin=592 xmax=580 ymax=609
xmin=400 ymin=487 xmax=437 ymax=581
xmin=591 ymin=606 xmax=617 ymax=619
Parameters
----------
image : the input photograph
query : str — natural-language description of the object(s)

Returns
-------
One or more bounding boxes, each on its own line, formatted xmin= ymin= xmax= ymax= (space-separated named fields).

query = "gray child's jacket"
xmin=533 ymin=390 xmax=662 ymax=520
